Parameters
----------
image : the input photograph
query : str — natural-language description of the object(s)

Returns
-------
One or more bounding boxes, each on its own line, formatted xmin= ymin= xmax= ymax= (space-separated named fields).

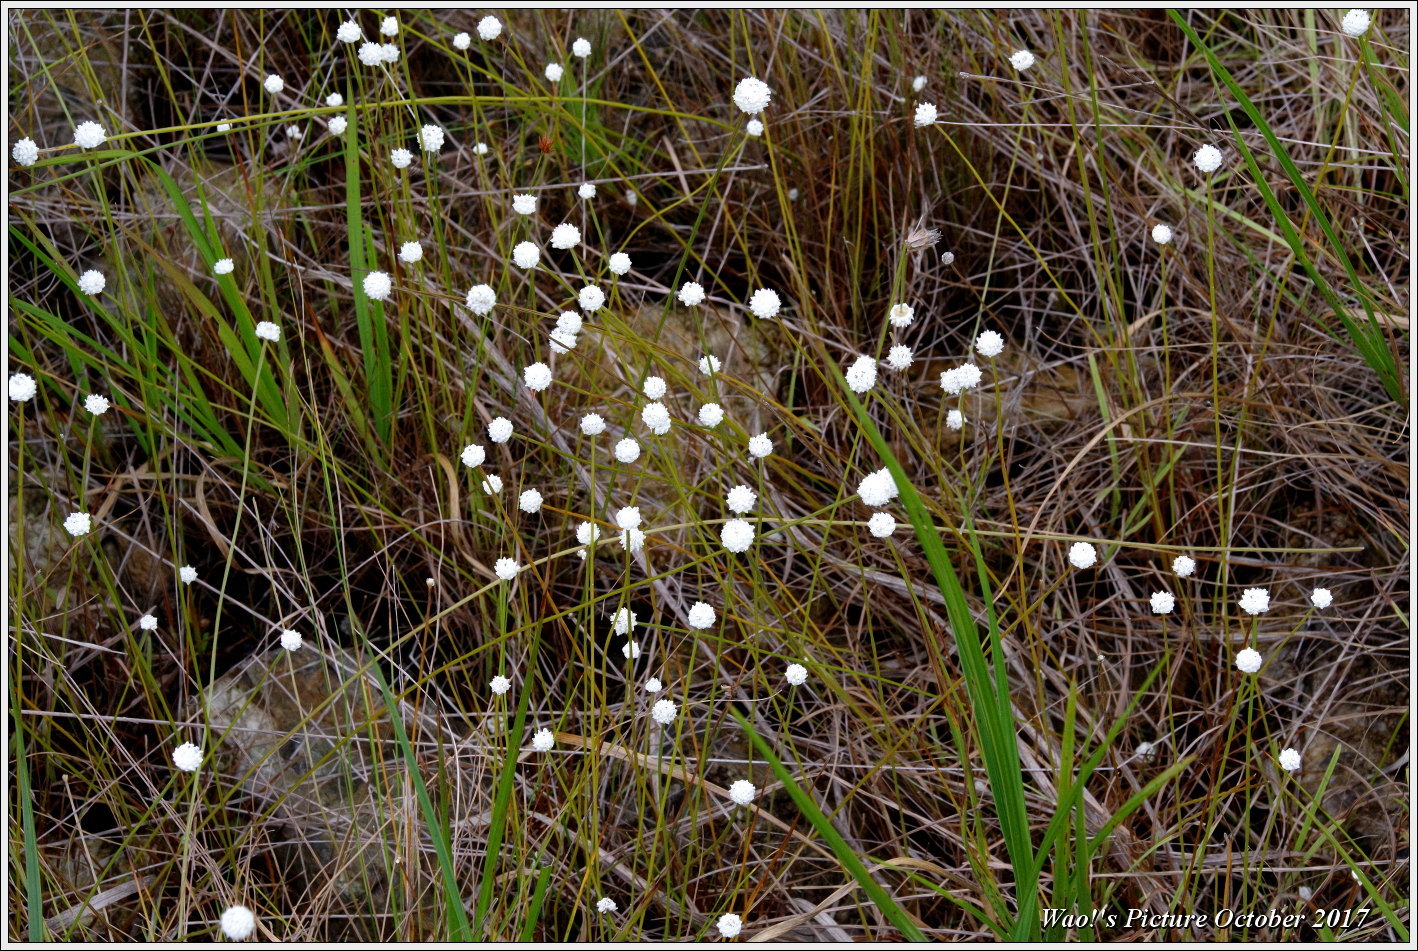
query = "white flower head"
xmin=550 ymin=329 xmax=577 ymax=354
xmin=1172 ymin=555 xmax=1196 ymax=577
xmin=946 ymin=408 xmax=965 ymax=431
xmin=579 ymin=284 xmax=605 ymax=313
xmin=608 ymin=252 xmax=632 ymax=275
xmin=845 ymin=355 xmax=878 ymax=394
xmin=1278 ymin=747 xmax=1302 ymax=772
xmin=285 ymin=123 xmax=304 ymax=140
xmin=325 ymin=92 xmax=343 ymax=108
xmin=490 ymin=674 xmax=511 ymax=695
xmin=1235 ymin=648 xmax=1262 ymax=674
xmin=1149 ymin=591 xmax=1175 ymax=615
xmin=619 ymin=528 xmax=646 ymax=553
xmin=483 ymin=474 xmax=503 ymax=494
xmin=615 ymin=506 xmax=642 ymax=530
xmin=64 ymin=512 xmax=92 ymax=536
xmin=545 ymin=62 xmax=564 ymax=82
xmin=380 ymin=43 xmax=400 ymax=64
xmin=263 ymin=74 xmax=284 ymax=95
xmin=557 ymin=311 xmax=584 ymax=335
xmin=596 ymin=897 xmax=617 ymax=913
xmin=1010 ymin=49 xmax=1036 ymax=71
xmin=1151 ymin=223 xmax=1173 ymax=245
xmin=857 ymin=468 xmax=898 ymax=508
xmin=524 ymin=362 xmax=553 ymax=391
xmin=883 ymin=345 xmax=914 ymax=372
xmin=687 ymin=601 xmax=716 ymax=629
xmin=419 ymin=125 xmax=445 ymax=153
xmin=785 ymin=662 xmax=808 ymax=686
xmin=8 ymin=373 xmax=37 ymax=402
xmin=651 ymin=698 xmax=678 ymax=725
xmin=336 ymin=20 xmax=361 ymax=43
xmin=698 ymin=403 xmax=724 ymax=428
xmin=214 ymin=257 xmax=235 ymax=275
xmin=975 ymin=330 xmax=1004 ymax=358
xmin=678 ymin=281 xmax=706 ymax=306
xmin=254 ymin=320 xmax=280 ymax=344
xmin=612 ymin=607 xmax=636 ymax=635
xmin=77 ymin=270 xmax=106 ymax=296
xmin=1193 ymin=144 xmax=1224 ymax=174
xmin=363 ymin=270 xmax=392 ymax=301
xmin=614 ymin=437 xmax=640 ymax=464
xmin=577 ymin=521 xmax=602 ymax=547
xmin=477 ymin=16 xmax=502 ymax=41
xmin=1341 ymin=9 xmax=1371 ymax=37
xmin=733 ymin=76 xmax=773 ymax=115
xmin=698 ymin=354 xmax=722 ymax=376
xmin=1238 ymin=587 xmax=1270 ymax=615
xmin=466 ymin=284 xmax=496 ymax=315
xmin=888 ymin=303 xmax=915 ymax=328
xmin=1310 ymin=587 xmax=1333 ymax=609
xmin=380 ymin=15 xmax=398 ymax=36
xmin=940 ymin=362 xmax=983 ymax=395
xmin=748 ymin=288 xmax=781 ymax=319
xmin=84 ymin=394 xmax=110 ymax=415
xmin=220 ymin=905 xmax=256 ymax=941
xmin=327 ymin=116 xmax=348 ymax=135
xmin=139 ymin=614 xmax=158 ymax=631
xmin=717 ymin=913 xmax=744 ymax=939
xmin=643 ymin=376 xmax=667 ymax=400
xmin=494 ymin=557 xmax=519 ymax=581
xmin=550 ymin=222 xmax=581 ymax=250
xmin=12 ymin=137 xmax=39 ymax=166
xmin=644 ymin=677 xmax=663 ymax=693
xmin=642 ymin=402 xmax=671 ymax=435
xmin=867 ymin=512 xmax=896 ymax=538
xmin=531 ymin=728 xmax=554 ymax=752
xmin=1068 ymin=541 xmax=1097 ymax=569
xmin=460 ymin=443 xmax=485 ymax=468
xmin=914 ymin=102 xmax=938 ymax=127
xmin=726 ymin=484 xmax=756 ymax=513
xmin=488 ymin=417 xmax=514 ymax=443
xmin=721 ymin=518 xmax=755 ymax=553
xmin=179 ymin=565 xmax=198 ymax=584
xmin=172 ymin=741 xmax=203 ymax=773
xmin=573 ymin=37 xmax=592 ymax=58
xmin=390 ymin=148 xmax=413 ymax=169
xmin=912 ymin=75 xmax=927 ymax=92
xmin=358 ymin=41 xmax=383 ymax=66
xmin=622 ymin=640 xmax=642 ymax=659
xmin=727 ymin=780 xmax=755 ymax=805
xmin=453 ymin=32 xmax=471 ymax=50
xmin=73 ymin=121 xmax=106 ymax=149
xmin=580 ymin=413 xmax=606 ymax=436
xmin=519 ymin=488 xmax=543 ymax=513
xmin=746 ymin=118 xmax=764 ymax=137
xmin=280 ymin=629 xmax=303 ymax=651
xmin=747 ymin=433 xmax=773 ymax=460
xmin=399 ymin=241 xmax=423 ymax=264
xmin=579 ymin=182 xmax=597 ymax=199
xmin=512 ymin=193 xmax=537 ymax=215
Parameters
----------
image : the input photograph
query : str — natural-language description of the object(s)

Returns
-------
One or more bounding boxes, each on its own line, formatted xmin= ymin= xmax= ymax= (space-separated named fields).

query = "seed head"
xmin=390 ymin=148 xmax=413 ymax=169
xmin=912 ymin=75 xmax=927 ymax=92
xmin=940 ymin=362 xmax=983 ymax=395
xmin=380 ymin=15 xmax=398 ymax=36
xmin=699 ymin=354 xmax=722 ymax=375
xmin=612 ymin=607 xmax=636 ymax=635
xmin=327 ymin=116 xmax=348 ymax=135
xmin=579 ymin=182 xmax=596 ymax=199
xmin=644 ymin=677 xmax=662 ymax=693
xmin=746 ymin=119 xmax=764 ymax=137
xmin=643 ymin=376 xmax=667 ymax=400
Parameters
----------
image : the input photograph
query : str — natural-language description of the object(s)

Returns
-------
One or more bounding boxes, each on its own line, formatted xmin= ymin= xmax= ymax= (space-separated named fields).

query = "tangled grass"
xmin=7 ymin=8 xmax=1409 ymax=942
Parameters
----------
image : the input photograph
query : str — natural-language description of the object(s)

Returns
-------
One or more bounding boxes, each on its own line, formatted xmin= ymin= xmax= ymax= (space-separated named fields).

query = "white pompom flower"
xmin=643 ymin=376 xmax=667 ymax=400
xmin=579 ymin=285 xmax=605 ymax=313
xmin=1068 ymin=541 xmax=1097 ymax=569
xmin=73 ymin=121 xmax=107 ymax=149
xmin=615 ymin=506 xmax=642 ymax=530
xmin=363 ymin=270 xmax=392 ymax=301
xmin=622 ymin=640 xmax=642 ymax=659
xmin=453 ymin=32 xmax=471 ymax=50
xmin=9 ymin=373 xmax=37 ymax=402
xmin=519 ymin=489 xmax=543 ymax=513
xmin=550 ymin=222 xmax=581 ymax=250
xmin=912 ymin=75 xmax=927 ymax=93
xmin=280 ymin=629 xmax=303 ymax=651
xmin=1193 ymin=144 xmax=1224 ymax=174
xmin=419 ymin=125 xmax=445 ymax=153
xmin=399 ymin=241 xmax=423 ymax=264
xmin=886 ymin=345 xmax=914 ymax=371
xmin=1278 ymin=747 xmax=1302 ymax=772
xmin=488 ymin=418 xmax=514 ymax=443
xmin=857 ymin=468 xmax=898 ymax=507
xmin=214 ymin=257 xmax=235 ymax=275
xmin=747 ymin=433 xmax=773 ymax=459
xmin=581 ymin=413 xmax=606 ymax=436
xmin=721 ymin=518 xmax=755 ymax=553
xmin=1172 ymin=555 xmax=1196 ymax=577
xmin=678 ymin=281 xmax=706 ymax=306
xmin=254 ymin=322 xmax=280 ymax=342
xmin=1010 ymin=49 xmax=1036 ymax=71
xmin=1310 ymin=587 xmax=1333 ymax=609
xmin=946 ymin=409 xmax=965 ymax=431
xmin=746 ymin=119 xmax=764 ymax=137
xmin=940 ymin=363 xmax=983 ymax=395
xmin=180 ymin=565 xmax=198 ymax=584
xmin=336 ymin=21 xmax=361 ymax=43
xmin=531 ymin=728 xmax=554 ymax=752
xmin=1149 ymin=591 xmax=1175 ymax=615
xmin=748 ymin=288 xmax=781 ymax=319
xmin=84 ymin=394 xmax=110 ymax=415
xmin=550 ymin=329 xmax=577 ymax=353
xmin=494 ymin=557 xmax=519 ymax=581
xmin=888 ymin=303 xmax=915 ymax=327
xmin=358 ymin=42 xmax=383 ymax=66
xmin=608 ymin=252 xmax=632 ymax=275
xmin=914 ymin=102 xmax=938 ymax=127
xmin=327 ymin=116 xmax=348 ymax=135
xmin=726 ymin=780 xmax=755 ymax=805
xmin=172 ymin=741 xmax=203 ymax=772
xmin=220 ymin=905 xmax=256 ymax=941
xmin=390 ymin=148 xmax=413 ymax=169
xmin=687 ymin=601 xmax=716 ymax=629
xmin=380 ymin=15 xmax=398 ymax=36
xmin=139 ymin=614 xmax=158 ymax=631
xmin=490 ymin=675 xmax=511 ymax=695
xmin=524 ymin=362 xmax=553 ymax=392
xmin=557 ymin=310 xmax=584 ymax=335
xmin=326 ymin=92 xmax=343 ymax=107
xmin=77 ymin=270 xmax=106 ymax=296
xmin=644 ymin=677 xmax=662 ymax=693
xmin=717 ymin=913 xmax=744 ymax=939
xmin=975 ymin=330 xmax=1004 ymax=358
xmin=483 ymin=474 xmax=503 ymax=494
xmin=573 ymin=37 xmax=592 ymax=58
xmin=1151 ymin=223 xmax=1173 ymax=245
xmin=726 ymin=484 xmax=756 ymax=513
xmin=264 ymin=74 xmax=284 ymax=94
xmin=785 ymin=662 xmax=808 ymax=686
xmin=512 ymin=193 xmax=537 ymax=215
xmin=612 ymin=607 xmax=636 ymax=635
xmin=596 ymin=897 xmax=617 ymax=914
xmin=477 ymin=16 xmax=502 ymax=41
xmin=845 ymin=355 xmax=878 ymax=394
xmin=733 ymin=76 xmax=773 ymax=115
xmin=1237 ymin=587 xmax=1270 ymax=615
xmin=12 ymin=137 xmax=40 ymax=166
xmin=867 ymin=512 xmax=896 ymax=538
xmin=579 ymin=182 xmax=597 ymax=199
xmin=466 ymin=284 xmax=496 ymax=315
xmin=460 ymin=443 xmax=486 ymax=468
xmin=614 ymin=438 xmax=640 ymax=463
xmin=698 ymin=354 xmax=722 ymax=376
xmin=545 ymin=62 xmax=564 ymax=82
xmin=1341 ymin=9 xmax=1371 ymax=37
xmin=642 ymin=402 xmax=671 ymax=435
xmin=698 ymin=403 xmax=724 ymax=428
xmin=651 ymin=698 xmax=678 ymax=725
xmin=1235 ymin=648 xmax=1262 ymax=674
xmin=64 ymin=512 xmax=92 ymax=536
